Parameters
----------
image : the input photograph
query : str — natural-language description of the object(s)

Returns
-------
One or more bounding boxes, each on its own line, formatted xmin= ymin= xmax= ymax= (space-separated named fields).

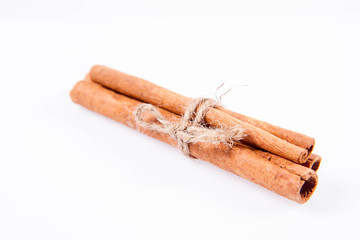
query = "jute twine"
xmin=134 ymin=98 xmax=245 ymax=158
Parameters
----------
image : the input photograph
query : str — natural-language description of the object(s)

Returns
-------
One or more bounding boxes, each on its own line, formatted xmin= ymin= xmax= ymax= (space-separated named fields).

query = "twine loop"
xmin=134 ymin=98 xmax=245 ymax=158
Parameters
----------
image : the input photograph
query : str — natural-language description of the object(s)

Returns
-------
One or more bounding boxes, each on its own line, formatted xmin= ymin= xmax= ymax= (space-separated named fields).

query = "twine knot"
xmin=134 ymin=98 xmax=245 ymax=158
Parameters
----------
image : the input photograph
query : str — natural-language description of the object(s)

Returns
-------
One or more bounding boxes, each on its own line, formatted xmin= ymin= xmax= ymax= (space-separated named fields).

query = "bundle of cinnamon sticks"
xmin=70 ymin=65 xmax=321 ymax=203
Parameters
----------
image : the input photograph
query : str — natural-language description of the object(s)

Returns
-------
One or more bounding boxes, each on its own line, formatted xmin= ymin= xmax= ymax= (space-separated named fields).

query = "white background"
xmin=1 ymin=0 xmax=360 ymax=239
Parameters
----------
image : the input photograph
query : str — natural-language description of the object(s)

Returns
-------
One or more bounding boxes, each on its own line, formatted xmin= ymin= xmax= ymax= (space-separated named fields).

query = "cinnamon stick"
xmin=251 ymin=148 xmax=321 ymax=172
xmin=218 ymin=107 xmax=315 ymax=151
xmin=89 ymin=65 xmax=311 ymax=164
xmin=301 ymin=154 xmax=321 ymax=172
xmin=70 ymin=80 xmax=318 ymax=203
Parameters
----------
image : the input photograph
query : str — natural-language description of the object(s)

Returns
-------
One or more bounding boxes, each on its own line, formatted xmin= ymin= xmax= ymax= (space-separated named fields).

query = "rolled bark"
xmin=250 ymin=147 xmax=321 ymax=173
xmin=89 ymin=65 xmax=310 ymax=164
xmin=218 ymin=107 xmax=315 ymax=151
xmin=301 ymin=154 xmax=321 ymax=172
xmin=70 ymin=80 xmax=318 ymax=203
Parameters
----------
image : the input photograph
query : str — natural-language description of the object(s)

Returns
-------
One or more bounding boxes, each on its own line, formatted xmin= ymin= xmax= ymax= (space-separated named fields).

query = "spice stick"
xmin=70 ymin=80 xmax=318 ymax=203
xmin=218 ymin=107 xmax=315 ymax=151
xmin=251 ymin=148 xmax=321 ymax=172
xmin=301 ymin=154 xmax=321 ymax=172
xmin=89 ymin=65 xmax=310 ymax=164
xmin=87 ymin=71 xmax=314 ymax=152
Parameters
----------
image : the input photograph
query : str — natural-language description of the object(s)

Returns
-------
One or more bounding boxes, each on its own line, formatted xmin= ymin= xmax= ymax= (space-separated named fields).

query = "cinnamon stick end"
xmin=309 ymin=154 xmax=322 ymax=172
xmin=90 ymin=65 xmax=105 ymax=79
xmin=311 ymin=161 xmax=321 ymax=172
xmin=298 ymin=150 xmax=311 ymax=164
xmin=307 ymin=140 xmax=315 ymax=155
xmin=301 ymin=154 xmax=322 ymax=172
xmin=298 ymin=173 xmax=318 ymax=204
xmin=69 ymin=81 xmax=82 ymax=103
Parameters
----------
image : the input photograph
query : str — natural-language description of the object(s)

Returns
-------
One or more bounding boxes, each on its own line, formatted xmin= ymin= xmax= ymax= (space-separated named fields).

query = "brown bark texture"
xmin=301 ymin=154 xmax=321 ymax=172
xmin=89 ymin=65 xmax=312 ymax=163
xmin=70 ymin=80 xmax=318 ymax=203
xmin=218 ymin=107 xmax=315 ymax=151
